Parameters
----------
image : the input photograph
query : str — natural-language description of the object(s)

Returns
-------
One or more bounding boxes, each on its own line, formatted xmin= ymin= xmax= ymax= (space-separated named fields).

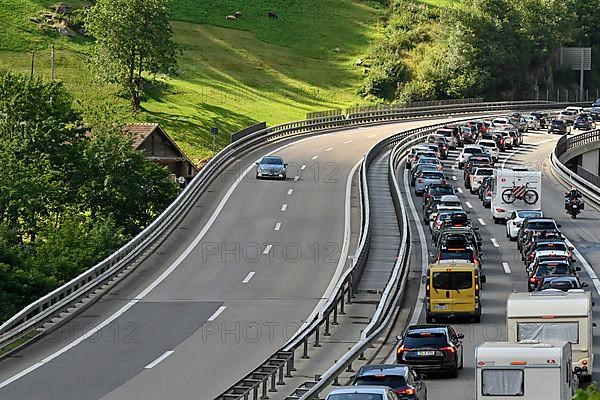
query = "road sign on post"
xmin=211 ymin=127 xmax=219 ymax=155
xmin=558 ymin=47 xmax=592 ymax=102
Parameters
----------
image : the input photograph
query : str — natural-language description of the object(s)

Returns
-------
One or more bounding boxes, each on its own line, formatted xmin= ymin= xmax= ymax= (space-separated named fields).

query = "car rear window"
xmin=552 ymin=120 xmax=565 ymax=126
xmin=475 ymin=169 xmax=493 ymax=176
xmin=432 ymin=271 xmax=473 ymax=290
xmin=404 ymin=331 xmax=448 ymax=348
xmin=527 ymin=221 xmax=556 ymax=230
xmin=430 ymin=187 xmax=454 ymax=196
xmin=517 ymin=210 xmax=542 ymax=218
xmin=535 ymin=263 xmax=571 ymax=276
xmin=423 ymin=172 xmax=443 ymax=179
xmin=537 ymin=243 xmax=567 ymax=252
xmin=464 ymin=148 xmax=483 ymax=154
xmin=480 ymin=142 xmax=495 ymax=148
xmin=354 ymin=375 xmax=407 ymax=388
xmin=439 ymin=250 xmax=473 ymax=261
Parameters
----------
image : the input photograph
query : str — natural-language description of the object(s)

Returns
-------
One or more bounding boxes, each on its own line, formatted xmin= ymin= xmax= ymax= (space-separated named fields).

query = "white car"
xmin=492 ymin=117 xmax=511 ymax=129
xmin=523 ymin=115 xmax=541 ymax=130
xmin=458 ymin=145 xmax=485 ymax=168
xmin=559 ymin=110 xmax=577 ymax=123
xmin=477 ymin=139 xmax=499 ymax=161
xmin=527 ymin=249 xmax=572 ymax=268
xmin=469 ymin=167 xmax=494 ymax=193
xmin=325 ymin=386 xmax=399 ymax=400
xmin=565 ymin=106 xmax=584 ymax=114
xmin=505 ymin=209 xmax=543 ymax=240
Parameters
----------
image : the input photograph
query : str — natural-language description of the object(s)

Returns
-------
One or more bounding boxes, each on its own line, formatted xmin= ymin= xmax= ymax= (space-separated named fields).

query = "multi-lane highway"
xmin=0 ymin=118 xmax=461 ymax=400
xmin=394 ymin=129 xmax=600 ymax=398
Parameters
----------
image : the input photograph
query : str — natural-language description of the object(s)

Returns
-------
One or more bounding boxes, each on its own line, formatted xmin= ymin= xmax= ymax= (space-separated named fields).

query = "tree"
xmin=86 ymin=0 xmax=178 ymax=110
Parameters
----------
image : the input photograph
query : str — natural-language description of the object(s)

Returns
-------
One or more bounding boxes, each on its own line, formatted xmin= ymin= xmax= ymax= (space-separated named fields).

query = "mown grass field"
xmin=0 ymin=0 xmax=382 ymax=162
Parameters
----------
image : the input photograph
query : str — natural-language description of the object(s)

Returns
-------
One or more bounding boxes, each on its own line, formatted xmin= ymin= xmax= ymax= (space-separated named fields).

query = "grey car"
xmin=326 ymin=386 xmax=400 ymax=400
xmin=256 ymin=156 xmax=288 ymax=179
xmin=415 ymin=170 xmax=446 ymax=196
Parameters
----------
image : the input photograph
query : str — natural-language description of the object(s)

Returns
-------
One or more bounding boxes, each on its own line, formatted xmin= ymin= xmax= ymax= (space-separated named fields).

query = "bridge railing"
xmin=551 ymin=128 xmax=600 ymax=206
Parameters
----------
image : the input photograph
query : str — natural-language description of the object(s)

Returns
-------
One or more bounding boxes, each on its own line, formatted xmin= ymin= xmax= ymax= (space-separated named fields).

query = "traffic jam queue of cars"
xmin=326 ymin=115 xmax=594 ymax=400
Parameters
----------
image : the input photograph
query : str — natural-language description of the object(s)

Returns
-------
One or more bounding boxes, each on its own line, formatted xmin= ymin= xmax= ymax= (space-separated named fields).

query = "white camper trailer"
xmin=491 ymin=168 xmax=541 ymax=223
xmin=506 ymin=290 xmax=593 ymax=380
xmin=475 ymin=341 xmax=576 ymax=400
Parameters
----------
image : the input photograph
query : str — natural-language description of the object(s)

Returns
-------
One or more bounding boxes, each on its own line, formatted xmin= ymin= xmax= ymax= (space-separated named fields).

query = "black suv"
xmin=396 ymin=325 xmax=464 ymax=378
xmin=517 ymin=218 xmax=561 ymax=251
xmin=528 ymin=260 xmax=580 ymax=291
xmin=574 ymin=115 xmax=593 ymax=130
xmin=549 ymin=119 xmax=569 ymax=134
xmin=352 ymin=364 xmax=427 ymax=399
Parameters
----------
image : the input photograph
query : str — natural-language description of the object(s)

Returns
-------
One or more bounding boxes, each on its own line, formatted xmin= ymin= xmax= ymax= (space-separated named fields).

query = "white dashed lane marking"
xmin=502 ymin=262 xmax=511 ymax=274
xmin=281 ymin=204 xmax=287 ymax=211
xmin=274 ymin=222 xmax=281 ymax=231
xmin=242 ymin=271 xmax=256 ymax=283
xmin=491 ymin=238 xmax=499 ymax=247
xmin=478 ymin=218 xmax=486 ymax=226
xmin=263 ymin=244 xmax=273 ymax=254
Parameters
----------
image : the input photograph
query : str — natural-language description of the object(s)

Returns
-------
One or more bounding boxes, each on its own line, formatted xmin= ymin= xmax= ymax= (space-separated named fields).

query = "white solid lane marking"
xmin=208 ymin=306 xmax=227 ymax=322
xmin=312 ymin=155 xmax=319 ymax=160
xmin=281 ymin=204 xmax=287 ymax=211
xmin=145 ymin=351 xmax=175 ymax=369
xmin=242 ymin=271 xmax=256 ymax=284
xmin=452 ymin=176 xmax=457 ymax=181
xmin=294 ymin=176 xmax=299 ymax=182
xmin=263 ymin=244 xmax=273 ymax=254
xmin=274 ymin=222 xmax=281 ymax=231
xmin=465 ymin=201 xmax=473 ymax=209
xmin=502 ymin=262 xmax=511 ymax=274
xmin=457 ymin=188 xmax=463 ymax=194
xmin=287 ymin=189 xmax=293 ymax=195
xmin=325 ymin=147 xmax=334 ymax=152
xmin=301 ymin=165 xmax=306 ymax=170
xmin=491 ymin=238 xmax=499 ymax=247
xmin=404 ymin=169 xmax=428 ymax=326
xmin=564 ymin=238 xmax=600 ymax=295
xmin=344 ymin=140 xmax=352 ymax=144
xmin=478 ymin=218 xmax=486 ymax=226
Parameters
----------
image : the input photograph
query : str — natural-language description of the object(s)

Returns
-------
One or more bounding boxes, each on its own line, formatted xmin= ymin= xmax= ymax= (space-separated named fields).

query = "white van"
xmin=507 ymin=290 xmax=593 ymax=380
xmin=491 ymin=168 xmax=541 ymax=223
xmin=476 ymin=341 xmax=576 ymax=400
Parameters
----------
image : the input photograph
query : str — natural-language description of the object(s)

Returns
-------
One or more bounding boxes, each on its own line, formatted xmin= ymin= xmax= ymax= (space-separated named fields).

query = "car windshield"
xmin=432 ymin=271 xmax=473 ymax=290
xmin=527 ymin=221 xmax=556 ymax=230
xmin=328 ymin=394 xmax=383 ymax=400
xmin=404 ymin=331 xmax=448 ymax=348
xmin=262 ymin=157 xmax=283 ymax=165
xmin=354 ymin=375 xmax=407 ymax=388
xmin=517 ymin=210 xmax=542 ymax=219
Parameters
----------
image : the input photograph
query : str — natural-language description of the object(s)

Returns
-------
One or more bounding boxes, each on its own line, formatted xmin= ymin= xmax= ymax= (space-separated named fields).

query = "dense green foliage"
xmin=362 ymin=0 xmax=600 ymax=102
xmin=0 ymin=72 xmax=178 ymax=321
xmin=86 ymin=0 xmax=178 ymax=109
xmin=576 ymin=384 xmax=600 ymax=399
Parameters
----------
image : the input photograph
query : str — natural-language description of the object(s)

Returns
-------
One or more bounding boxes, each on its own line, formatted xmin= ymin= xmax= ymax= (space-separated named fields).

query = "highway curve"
xmin=397 ymin=130 xmax=600 ymax=399
xmin=0 ymin=118 xmax=461 ymax=400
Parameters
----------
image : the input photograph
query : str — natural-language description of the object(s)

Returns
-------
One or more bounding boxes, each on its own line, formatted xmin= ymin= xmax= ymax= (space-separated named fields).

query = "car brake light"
xmin=440 ymin=346 xmax=456 ymax=353
xmin=529 ymin=254 xmax=534 ymax=259
xmin=496 ymin=208 xmax=505 ymax=212
xmin=529 ymin=277 xmax=539 ymax=283
xmin=487 ymin=191 xmax=492 ymax=196
xmin=441 ymin=180 xmax=447 ymax=184
xmin=418 ymin=178 xmax=424 ymax=183
xmin=396 ymin=387 xmax=416 ymax=396
xmin=396 ymin=346 xmax=410 ymax=354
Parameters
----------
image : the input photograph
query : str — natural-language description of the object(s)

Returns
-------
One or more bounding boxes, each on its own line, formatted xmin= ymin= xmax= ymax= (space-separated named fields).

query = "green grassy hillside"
xmin=0 ymin=0 xmax=382 ymax=162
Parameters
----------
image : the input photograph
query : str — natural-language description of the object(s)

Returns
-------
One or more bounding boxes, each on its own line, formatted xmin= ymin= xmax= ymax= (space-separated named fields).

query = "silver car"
xmin=326 ymin=386 xmax=400 ymax=400
xmin=255 ymin=156 xmax=287 ymax=180
xmin=415 ymin=169 xmax=446 ymax=196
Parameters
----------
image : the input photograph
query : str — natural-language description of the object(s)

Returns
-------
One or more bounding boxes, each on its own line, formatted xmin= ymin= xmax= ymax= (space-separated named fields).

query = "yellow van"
xmin=423 ymin=262 xmax=486 ymax=323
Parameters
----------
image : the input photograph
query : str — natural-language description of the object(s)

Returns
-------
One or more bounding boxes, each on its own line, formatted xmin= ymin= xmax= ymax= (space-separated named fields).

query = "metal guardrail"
xmin=0 ymin=100 xmax=580 ymax=363
xmin=551 ymin=128 xmax=600 ymax=206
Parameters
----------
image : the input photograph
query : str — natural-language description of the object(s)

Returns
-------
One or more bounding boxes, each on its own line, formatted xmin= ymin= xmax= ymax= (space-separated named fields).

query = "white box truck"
xmin=491 ymin=167 xmax=542 ymax=223
xmin=507 ymin=290 xmax=594 ymax=380
xmin=475 ymin=341 xmax=576 ymax=400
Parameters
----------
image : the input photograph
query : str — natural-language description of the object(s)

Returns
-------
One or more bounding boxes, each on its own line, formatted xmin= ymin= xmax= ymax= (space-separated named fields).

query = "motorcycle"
xmin=566 ymin=197 xmax=583 ymax=219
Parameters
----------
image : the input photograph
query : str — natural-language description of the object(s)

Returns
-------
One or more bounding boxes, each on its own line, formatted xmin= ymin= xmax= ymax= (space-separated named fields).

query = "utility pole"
xmin=30 ymin=51 xmax=35 ymax=77
xmin=51 ymin=45 xmax=55 ymax=81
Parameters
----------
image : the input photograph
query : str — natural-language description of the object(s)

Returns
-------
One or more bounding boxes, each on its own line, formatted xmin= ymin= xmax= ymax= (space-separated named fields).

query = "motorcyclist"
xmin=565 ymin=187 xmax=584 ymax=214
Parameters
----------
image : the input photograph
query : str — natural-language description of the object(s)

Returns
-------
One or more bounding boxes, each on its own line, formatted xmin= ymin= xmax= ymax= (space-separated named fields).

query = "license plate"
xmin=434 ymin=305 xmax=448 ymax=310
xmin=573 ymin=205 xmax=578 ymax=208
xmin=417 ymin=351 xmax=436 ymax=356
